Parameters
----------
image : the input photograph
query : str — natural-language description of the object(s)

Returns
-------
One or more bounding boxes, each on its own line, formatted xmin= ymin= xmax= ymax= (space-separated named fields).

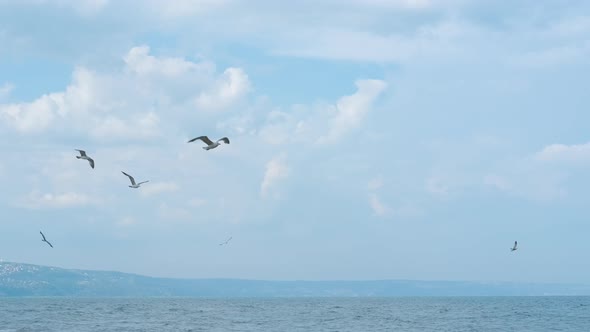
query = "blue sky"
xmin=1 ymin=0 xmax=590 ymax=284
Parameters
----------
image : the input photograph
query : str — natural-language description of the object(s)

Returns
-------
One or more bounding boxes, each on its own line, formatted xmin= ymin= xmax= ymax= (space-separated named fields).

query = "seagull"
xmin=187 ymin=136 xmax=230 ymax=150
xmin=40 ymin=231 xmax=53 ymax=248
xmin=121 ymin=171 xmax=149 ymax=188
xmin=75 ymin=149 xmax=94 ymax=169
xmin=219 ymin=236 xmax=232 ymax=246
xmin=510 ymin=241 xmax=518 ymax=252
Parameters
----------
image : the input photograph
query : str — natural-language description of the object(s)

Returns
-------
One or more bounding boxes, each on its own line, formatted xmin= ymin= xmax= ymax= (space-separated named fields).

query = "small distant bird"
xmin=40 ymin=231 xmax=53 ymax=248
xmin=188 ymin=136 xmax=230 ymax=150
xmin=219 ymin=236 xmax=232 ymax=246
xmin=510 ymin=241 xmax=518 ymax=252
xmin=75 ymin=149 xmax=94 ymax=169
xmin=121 ymin=171 xmax=149 ymax=188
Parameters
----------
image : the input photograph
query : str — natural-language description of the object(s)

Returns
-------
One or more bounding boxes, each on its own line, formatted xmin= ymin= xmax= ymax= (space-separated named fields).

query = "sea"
xmin=0 ymin=297 xmax=588 ymax=331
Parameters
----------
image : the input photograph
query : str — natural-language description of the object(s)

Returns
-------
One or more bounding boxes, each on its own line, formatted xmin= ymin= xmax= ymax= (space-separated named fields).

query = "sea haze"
xmin=1 ymin=262 xmax=589 ymax=297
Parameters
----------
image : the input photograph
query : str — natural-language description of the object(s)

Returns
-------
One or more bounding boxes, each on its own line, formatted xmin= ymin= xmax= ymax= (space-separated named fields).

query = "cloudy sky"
xmin=1 ymin=0 xmax=589 ymax=283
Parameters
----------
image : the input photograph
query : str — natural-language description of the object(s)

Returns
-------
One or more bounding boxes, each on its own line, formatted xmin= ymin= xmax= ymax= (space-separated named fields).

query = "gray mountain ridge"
xmin=1 ymin=262 xmax=589 ymax=297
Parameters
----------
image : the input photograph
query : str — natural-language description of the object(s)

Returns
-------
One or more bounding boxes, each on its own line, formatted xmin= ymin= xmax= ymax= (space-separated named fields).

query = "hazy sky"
xmin=1 ymin=0 xmax=589 ymax=283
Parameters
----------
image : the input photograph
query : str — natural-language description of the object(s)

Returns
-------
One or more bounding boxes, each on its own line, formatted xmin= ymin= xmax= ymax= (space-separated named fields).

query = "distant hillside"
xmin=1 ymin=262 xmax=589 ymax=297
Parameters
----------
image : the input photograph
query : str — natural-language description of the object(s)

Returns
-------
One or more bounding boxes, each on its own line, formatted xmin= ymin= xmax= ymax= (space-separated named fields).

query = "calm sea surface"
xmin=0 ymin=297 xmax=588 ymax=331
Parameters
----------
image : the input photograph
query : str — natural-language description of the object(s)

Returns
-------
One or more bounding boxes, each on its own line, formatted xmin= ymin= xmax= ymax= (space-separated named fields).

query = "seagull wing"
xmin=75 ymin=149 xmax=87 ymax=157
xmin=40 ymin=231 xmax=46 ymax=241
xmin=121 ymin=171 xmax=136 ymax=185
xmin=188 ymin=136 xmax=213 ymax=145
xmin=514 ymin=241 xmax=517 ymax=248
xmin=137 ymin=180 xmax=149 ymax=185
xmin=88 ymin=158 xmax=95 ymax=169
xmin=217 ymin=137 xmax=230 ymax=144
xmin=46 ymin=241 xmax=53 ymax=248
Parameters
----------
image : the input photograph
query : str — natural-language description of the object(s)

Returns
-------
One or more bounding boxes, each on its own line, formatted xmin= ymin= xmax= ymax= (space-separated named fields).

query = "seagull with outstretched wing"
xmin=75 ymin=149 xmax=95 ymax=169
xmin=40 ymin=231 xmax=53 ymax=248
xmin=121 ymin=171 xmax=149 ymax=188
xmin=219 ymin=236 xmax=233 ymax=246
xmin=188 ymin=135 xmax=230 ymax=150
xmin=510 ymin=241 xmax=518 ymax=252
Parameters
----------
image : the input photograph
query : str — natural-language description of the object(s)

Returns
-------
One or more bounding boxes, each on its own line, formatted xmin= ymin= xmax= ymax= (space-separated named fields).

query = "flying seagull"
xmin=40 ymin=231 xmax=53 ymax=248
xmin=75 ymin=149 xmax=94 ymax=169
xmin=188 ymin=136 xmax=230 ymax=150
xmin=219 ymin=236 xmax=232 ymax=246
xmin=510 ymin=241 xmax=518 ymax=252
xmin=121 ymin=171 xmax=149 ymax=188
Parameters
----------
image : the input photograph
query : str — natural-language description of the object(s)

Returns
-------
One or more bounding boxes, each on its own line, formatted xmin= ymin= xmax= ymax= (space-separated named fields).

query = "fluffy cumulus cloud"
xmin=251 ymin=79 xmax=387 ymax=146
xmin=319 ymin=79 xmax=387 ymax=143
xmin=0 ymin=43 xmax=392 ymax=228
xmin=0 ymin=45 xmax=251 ymax=141
xmin=195 ymin=67 xmax=251 ymax=111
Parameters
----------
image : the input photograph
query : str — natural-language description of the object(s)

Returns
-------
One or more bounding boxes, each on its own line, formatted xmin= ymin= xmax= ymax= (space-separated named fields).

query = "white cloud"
xmin=19 ymin=190 xmax=97 ymax=209
xmin=0 ymin=67 xmax=120 ymax=134
xmin=139 ymin=181 xmax=180 ymax=197
xmin=317 ymin=79 xmax=387 ymax=143
xmin=0 ymin=83 xmax=13 ymax=100
xmin=0 ymin=92 xmax=59 ymax=133
xmin=483 ymin=168 xmax=567 ymax=201
xmin=253 ymin=79 xmax=387 ymax=146
xmin=195 ymin=67 xmax=251 ymax=111
xmin=90 ymin=112 xmax=161 ymax=141
xmin=260 ymin=154 xmax=289 ymax=198
xmin=367 ymin=176 xmax=384 ymax=190
xmin=483 ymin=151 xmax=570 ymax=201
xmin=256 ymin=107 xmax=315 ymax=145
xmin=535 ymin=142 xmax=590 ymax=163
xmin=368 ymin=193 xmax=391 ymax=217
xmin=123 ymin=45 xmax=214 ymax=78
xmin=0 ymin=46 xmax=250 ymax=140
xmin=272 ymin=20 xmax=470 ymax=63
